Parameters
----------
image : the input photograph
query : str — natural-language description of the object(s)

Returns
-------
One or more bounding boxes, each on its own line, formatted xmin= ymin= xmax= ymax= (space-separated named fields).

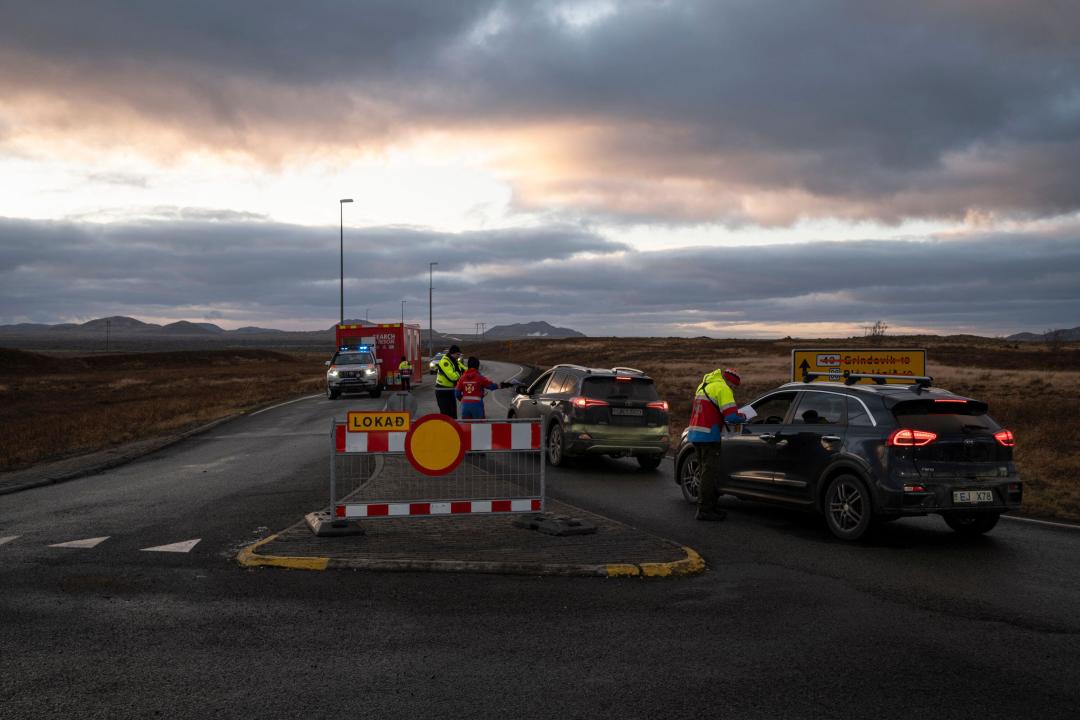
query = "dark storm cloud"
xmin=2 ymin=1 xmax=1079 ymax=223
xmin=1 ymin=215 xmax=1076 ymax=336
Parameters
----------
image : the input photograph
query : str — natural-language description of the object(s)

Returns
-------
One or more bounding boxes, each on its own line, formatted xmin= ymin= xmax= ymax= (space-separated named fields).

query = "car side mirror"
xmin=376 ymin=359 xmax=383 ymax=364
xmin=324 ymin=360 xmax=331 ymax=367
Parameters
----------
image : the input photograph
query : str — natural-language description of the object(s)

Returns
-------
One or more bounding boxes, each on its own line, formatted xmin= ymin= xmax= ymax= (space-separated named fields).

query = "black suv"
xmin=508 ymin=365 xmax=670 ymax=469
xmin=674 ymin=378 xmax=1021 ymax=540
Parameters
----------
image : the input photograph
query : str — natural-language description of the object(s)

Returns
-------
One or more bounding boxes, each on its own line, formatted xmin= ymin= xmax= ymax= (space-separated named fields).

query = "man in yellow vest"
xmin=397 ymin=356 xmax=413 ymax=391
xmin=686 ymin=367 xmax=747 ymax=521
xmin=435 ymin=345 xmax=468 ymax=418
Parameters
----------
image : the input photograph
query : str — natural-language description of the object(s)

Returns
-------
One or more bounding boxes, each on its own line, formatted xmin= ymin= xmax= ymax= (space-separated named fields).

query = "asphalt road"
xmin=2 ymin=361 xmax=1079 ymax=719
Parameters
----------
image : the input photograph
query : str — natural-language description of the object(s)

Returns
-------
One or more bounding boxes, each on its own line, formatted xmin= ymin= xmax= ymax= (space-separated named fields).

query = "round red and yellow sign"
xmin=405 ymin=414 xmax=466 ymax=476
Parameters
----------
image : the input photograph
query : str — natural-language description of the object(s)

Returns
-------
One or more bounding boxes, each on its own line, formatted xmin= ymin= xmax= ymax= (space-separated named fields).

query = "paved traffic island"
xmin=236 ymin=499 xmax=704 ymax=577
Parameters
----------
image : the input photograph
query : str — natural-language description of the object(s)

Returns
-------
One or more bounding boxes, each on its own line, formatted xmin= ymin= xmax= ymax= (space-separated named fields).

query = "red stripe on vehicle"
xmin=491 ymin=423 xmax=512 ymax=450
xmin=451 ymin=501 xmax=471 ymax=514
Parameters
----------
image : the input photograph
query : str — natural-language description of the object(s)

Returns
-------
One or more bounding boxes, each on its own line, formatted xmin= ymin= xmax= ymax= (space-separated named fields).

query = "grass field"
xmin=470 ymin=336 xmax=1080 ymax=523
xmin=0 ymin=348 xmax=324 ymax=473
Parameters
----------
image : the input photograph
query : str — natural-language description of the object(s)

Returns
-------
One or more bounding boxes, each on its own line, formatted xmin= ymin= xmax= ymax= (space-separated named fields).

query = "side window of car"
xmin=544 ymin=371 xmax=570 ymax=395
xmin=749 ymin=392 xmax=796 ymax=425
xmin=528 ymin=371 xmax=553 ymax=395
xmin=846 ymin=396 xmax=875 ymax=427
xmin=792 ymin=392 xmax=845 ymax=425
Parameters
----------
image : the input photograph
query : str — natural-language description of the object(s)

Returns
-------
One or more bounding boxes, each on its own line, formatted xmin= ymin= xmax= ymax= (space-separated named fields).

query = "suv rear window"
xmin=582 ymin=377 xmax=659 ymax=401
xmin=891 ymin=399 xmax=1000 ymax=435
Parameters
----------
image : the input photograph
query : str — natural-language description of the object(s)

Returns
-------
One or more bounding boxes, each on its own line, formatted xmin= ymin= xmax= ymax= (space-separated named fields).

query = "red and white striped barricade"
xmin=330 ymin=413 xmax=544 ymax=521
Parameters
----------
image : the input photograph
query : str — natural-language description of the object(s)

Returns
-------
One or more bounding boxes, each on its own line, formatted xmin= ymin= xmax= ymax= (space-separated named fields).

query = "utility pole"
xmin=339 ymin=198 xmax=353 ymax=325
xmin=428 ymin=262 xmax=438 ymax=357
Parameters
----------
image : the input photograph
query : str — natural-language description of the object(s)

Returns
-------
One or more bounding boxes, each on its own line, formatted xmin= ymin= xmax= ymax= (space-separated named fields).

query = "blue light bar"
xmin=339 ymin=344 xmax=371 ymax=352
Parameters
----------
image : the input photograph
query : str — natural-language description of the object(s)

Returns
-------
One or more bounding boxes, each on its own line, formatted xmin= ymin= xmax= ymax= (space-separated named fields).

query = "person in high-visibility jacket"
xmin=434 ymin=345 xmax=468 ymax=418
xmin=397 ymin=357 xmax=413 ymax=391
xmin=686 ymin=367 xmax=747 ymax=521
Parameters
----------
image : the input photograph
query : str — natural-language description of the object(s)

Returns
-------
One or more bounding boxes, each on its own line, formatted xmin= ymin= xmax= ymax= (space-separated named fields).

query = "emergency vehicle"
xmin=335 ymin=322 xmax=422 ymax=391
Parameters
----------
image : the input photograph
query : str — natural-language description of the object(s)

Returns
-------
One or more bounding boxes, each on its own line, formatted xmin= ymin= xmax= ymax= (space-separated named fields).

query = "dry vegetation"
xmin=471 ymin=336 xmax=1080 ymax=523
xmin=0 ymin=348 xmax=324 ymax=473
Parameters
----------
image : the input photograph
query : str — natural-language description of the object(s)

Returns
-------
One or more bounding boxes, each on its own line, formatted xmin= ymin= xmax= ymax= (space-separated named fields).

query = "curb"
xmin=235 ymin=530 xmax=705 ymax=578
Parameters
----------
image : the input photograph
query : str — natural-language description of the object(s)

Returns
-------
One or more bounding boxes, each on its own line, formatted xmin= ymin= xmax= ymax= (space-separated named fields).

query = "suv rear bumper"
xmin=876 ymin=476 xmax=1023 ymax=515
xmin=565 ymin=423 xmax=670 ymax=457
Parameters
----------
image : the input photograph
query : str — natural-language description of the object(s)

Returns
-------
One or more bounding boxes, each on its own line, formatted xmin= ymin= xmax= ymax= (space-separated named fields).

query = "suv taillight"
xmin=647 ymin=400 xmax=669 ymax=412
xmin=887 ymin=428 xmax=937 ymax=447
xmin=571 ymin=397 xmax=609 ymax=410
xmin=994 ymin=429 xmax=1015 ymax=447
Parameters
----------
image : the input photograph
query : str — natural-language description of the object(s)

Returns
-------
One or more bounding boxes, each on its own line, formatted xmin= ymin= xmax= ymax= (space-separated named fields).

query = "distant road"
xmin=2 ymin=361 xmax=1078 ymax=719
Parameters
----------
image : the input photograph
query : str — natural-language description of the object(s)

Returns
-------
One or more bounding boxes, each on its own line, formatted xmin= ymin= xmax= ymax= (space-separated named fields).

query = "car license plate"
xmin=953 ymin=490 xmax=993 ymax=504
xmin=611 ymin=407 xmax=643 ymax=416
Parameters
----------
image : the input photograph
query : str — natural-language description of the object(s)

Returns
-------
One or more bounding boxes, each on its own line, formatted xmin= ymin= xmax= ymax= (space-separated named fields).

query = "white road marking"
xmin=0 ymin=536 xmax=19 ymax=546
xmin=49 ymin=536 xmax=109 ymax=549
xmin=249 ymin=394 xmax=323 ymax=417
xmin=140 ymin=539 xmax=201 ymax=553
xmin=1002 ymin=515 xmax=1080 ymax=531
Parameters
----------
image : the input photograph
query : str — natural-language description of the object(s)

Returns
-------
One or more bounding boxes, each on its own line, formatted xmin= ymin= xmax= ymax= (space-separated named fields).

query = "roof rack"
xmin=802 ymin=370 xmax=933 ymax=389
xmin=610 ymin=366 xmax=645 ymax=375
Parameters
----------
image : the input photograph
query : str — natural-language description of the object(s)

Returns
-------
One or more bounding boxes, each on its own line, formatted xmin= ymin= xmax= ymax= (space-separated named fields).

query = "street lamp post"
xmin=339 ymin=198 xmax=353 ymax=325
xmin=428 ymin=262 xmax=438 ymax=357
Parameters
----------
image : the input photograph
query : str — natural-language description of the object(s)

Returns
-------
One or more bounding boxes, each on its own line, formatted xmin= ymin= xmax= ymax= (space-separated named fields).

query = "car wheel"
xmin=369 ymin=386 xmax=382 ymax=399
xmin=327 ymin=386 xmax=340 ymax=400
xmin=547 ymin=422 xmax=566 ymax=467
xmin=944 ymin=512 xmax=1000 ymax=536
xmin=637 ymin=454 xmax=662 ymax=471
xmin=677 ymin=450 xmax=701 ymax=505
xmin=824 ymin=473 xmax=873 ymax=541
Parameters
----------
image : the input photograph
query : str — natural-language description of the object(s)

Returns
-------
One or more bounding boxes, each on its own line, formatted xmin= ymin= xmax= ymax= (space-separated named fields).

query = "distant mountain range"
xmin=1006 ymin=326 xmax=1080 ymax=342
xmin=0 ymin=316 xmax=585 ymax=351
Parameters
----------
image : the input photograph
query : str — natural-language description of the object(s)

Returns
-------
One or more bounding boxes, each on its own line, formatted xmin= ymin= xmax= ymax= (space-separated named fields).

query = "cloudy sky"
xmin=1 ymin=0 xmax=1078 ymax=337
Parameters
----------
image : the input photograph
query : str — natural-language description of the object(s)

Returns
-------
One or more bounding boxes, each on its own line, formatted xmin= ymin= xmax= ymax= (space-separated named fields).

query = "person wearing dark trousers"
xmin=434 ymin=345 xmax=467 ymax=418
xmin=685 ymin=367 xmax=748 ymax=521
xmin=398 ymin=356 xmax=412 ymax=391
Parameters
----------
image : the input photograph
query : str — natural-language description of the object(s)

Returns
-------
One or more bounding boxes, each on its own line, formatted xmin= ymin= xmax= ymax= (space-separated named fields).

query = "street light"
xmin=428 ymin=261 xmax=438 ymax=357
xmin=339 ymin=198 xmax=353 ymax=325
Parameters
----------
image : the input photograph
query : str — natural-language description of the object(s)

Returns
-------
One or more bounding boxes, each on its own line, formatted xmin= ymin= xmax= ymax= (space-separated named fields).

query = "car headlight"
xmin=365 ymin=368 xmax=376 ymax=375
xmin=328 ymin=369 xmax=339 ymax=377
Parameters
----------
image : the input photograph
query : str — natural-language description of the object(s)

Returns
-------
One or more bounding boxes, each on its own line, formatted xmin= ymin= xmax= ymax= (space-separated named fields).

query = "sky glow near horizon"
xmin=1 ymin=1 xmax=1078 ymax=337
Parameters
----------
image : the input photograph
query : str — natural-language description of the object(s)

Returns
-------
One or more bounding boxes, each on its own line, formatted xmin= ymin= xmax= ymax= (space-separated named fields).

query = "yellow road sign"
xmin=347 ymin=411 xmax=411 ymax=433
xmin=791 ymin=348 xmax=927 ymax=384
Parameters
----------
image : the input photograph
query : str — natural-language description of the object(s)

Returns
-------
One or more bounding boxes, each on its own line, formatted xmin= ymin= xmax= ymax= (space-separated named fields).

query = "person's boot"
xmin=696 ymin=508 xmax=727 ymax=522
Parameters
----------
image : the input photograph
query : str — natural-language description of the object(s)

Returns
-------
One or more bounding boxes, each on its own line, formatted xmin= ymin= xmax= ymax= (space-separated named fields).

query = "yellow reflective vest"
xmin=435 ymin=354 xmax=467 ymax=388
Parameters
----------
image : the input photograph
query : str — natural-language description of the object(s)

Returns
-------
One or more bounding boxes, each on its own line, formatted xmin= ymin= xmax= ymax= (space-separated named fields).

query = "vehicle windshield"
xmin=891 ymin=399 xmax=1000 ymax=434
xmin=335 ymin=353 xmax=374 ymax=365
xmin=582 ymin=377 xmax=659 ymax=401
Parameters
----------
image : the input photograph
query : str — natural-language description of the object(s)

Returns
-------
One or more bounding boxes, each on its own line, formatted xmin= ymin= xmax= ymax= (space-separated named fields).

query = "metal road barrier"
xmin=330 ymin=413 xmax=544 ymax=520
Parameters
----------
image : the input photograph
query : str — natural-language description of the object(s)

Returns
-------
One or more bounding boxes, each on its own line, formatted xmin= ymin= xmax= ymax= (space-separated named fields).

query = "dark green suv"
xmin=507 ymin=364 xmax=670 ymax=469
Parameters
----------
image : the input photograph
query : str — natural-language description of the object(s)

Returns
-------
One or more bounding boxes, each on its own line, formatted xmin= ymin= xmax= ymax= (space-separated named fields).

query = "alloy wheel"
xmin=680 ymin=454 xmax=701 ymax=504
xmin=828 ymin=477 xmax=865 ymax=533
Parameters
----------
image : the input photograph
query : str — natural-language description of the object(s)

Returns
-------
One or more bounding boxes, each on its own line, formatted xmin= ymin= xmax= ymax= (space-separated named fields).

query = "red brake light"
xmin=994 ymin=429 xmax=1015 ymax=447
xmin=647 ymin=400 xmax=669 ymax=412
xmin=615 ymin=376 xmax=632 ymax=382
xmin=571 ymin=396 xmax=609 ymax=409
xmin=934 ymin=399 xmax=967 ymax=403
xmin=888 ymin=428 xmax=937 ymax=447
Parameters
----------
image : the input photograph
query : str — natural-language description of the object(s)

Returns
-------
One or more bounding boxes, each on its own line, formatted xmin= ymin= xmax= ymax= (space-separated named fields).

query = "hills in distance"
xmin=1005 ymin=326 xmax=1080 ymax=342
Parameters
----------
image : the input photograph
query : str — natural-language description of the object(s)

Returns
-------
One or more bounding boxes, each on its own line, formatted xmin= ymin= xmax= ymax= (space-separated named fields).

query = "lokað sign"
xmin=347 ymin=411 xmax=410 ymax=433
xmin=791 ymin=348 xmax=927 ymax=384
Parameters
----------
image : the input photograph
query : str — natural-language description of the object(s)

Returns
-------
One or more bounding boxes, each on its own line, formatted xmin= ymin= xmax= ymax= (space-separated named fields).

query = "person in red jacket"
xmin=455 ymin=357 xmax=509 ymax=420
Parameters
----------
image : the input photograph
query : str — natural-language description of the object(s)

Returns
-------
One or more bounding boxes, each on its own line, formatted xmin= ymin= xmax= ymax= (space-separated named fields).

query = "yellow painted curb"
xmin=638 ymin=546 xmax=706 ymax=578
xmin=236 ymin=533 xmax=330 ymax=571
xmin=605 ymin=563 xmax=641 ymax=577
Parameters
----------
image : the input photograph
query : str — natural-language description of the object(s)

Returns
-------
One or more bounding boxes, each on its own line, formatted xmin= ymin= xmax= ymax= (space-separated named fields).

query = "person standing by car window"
xmin=398 ymin=356 xmax=413 ymax=392
xmin=435 ymin=345 xmax=468 ymax=418
xmin=455 ymin=356 xmax=510 ymax=420
xmin=686 ymin=367 xmax=747 ymax=521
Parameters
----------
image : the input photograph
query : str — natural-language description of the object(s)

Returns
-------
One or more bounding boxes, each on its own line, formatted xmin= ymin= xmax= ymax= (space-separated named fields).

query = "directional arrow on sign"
xmin=140 ymin=539 xmax=201 ymax=553
xmin=49 ymin=536 xmax=109 ymax=549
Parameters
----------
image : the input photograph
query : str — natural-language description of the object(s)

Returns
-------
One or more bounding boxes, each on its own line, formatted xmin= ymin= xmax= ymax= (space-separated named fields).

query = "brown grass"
xmin=0 ymin=348 xmax=324 ymax=473
xmin=470 ymin=337 xmax=1080 ymax=523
